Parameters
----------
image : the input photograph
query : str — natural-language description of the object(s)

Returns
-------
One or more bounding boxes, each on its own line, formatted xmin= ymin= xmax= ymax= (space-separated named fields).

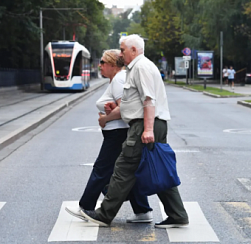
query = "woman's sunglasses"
xmin=100 ymin=60 xmax=106 ymax=64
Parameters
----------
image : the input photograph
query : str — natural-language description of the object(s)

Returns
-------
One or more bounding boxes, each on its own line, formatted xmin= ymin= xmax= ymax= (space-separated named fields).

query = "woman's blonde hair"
xmin=103 ymin=49 xmax=124 ymax=68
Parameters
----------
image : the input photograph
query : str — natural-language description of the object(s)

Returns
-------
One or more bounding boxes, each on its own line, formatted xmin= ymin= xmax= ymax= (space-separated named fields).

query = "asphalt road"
xmin=0 ymin=84 xmax=251 ymax=244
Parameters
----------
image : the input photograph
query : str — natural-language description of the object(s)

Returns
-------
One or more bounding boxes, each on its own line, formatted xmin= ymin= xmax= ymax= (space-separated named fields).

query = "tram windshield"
xmin=51 ymin=44 xmax=73 ymax=76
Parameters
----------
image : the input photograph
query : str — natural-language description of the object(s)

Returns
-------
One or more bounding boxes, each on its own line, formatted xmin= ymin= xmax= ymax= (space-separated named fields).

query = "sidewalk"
xmin=170 ymin=78 xmax=251 ymax=95
xmin=0 ymin=78 xmax=108 ymax=150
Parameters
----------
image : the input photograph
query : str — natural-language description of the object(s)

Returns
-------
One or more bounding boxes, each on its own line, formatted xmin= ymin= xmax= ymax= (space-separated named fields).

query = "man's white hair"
xmin=119 ymin=34 xmax=144 ymax=54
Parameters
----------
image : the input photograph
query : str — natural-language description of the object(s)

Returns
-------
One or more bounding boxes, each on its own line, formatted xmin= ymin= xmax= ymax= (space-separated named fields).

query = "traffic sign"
xmin=182 ymin=47 xmax=191 ymax=56
xmin=120 ymin=32 xmax=128 ymax=37
xmin=183 ymin=56 xmax=191 ymax=61
xmin=184 ymin=60 xmax=189 ymax=69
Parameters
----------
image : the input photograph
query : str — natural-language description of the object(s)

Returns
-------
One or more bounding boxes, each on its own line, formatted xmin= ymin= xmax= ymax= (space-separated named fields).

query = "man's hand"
xmin=141 ymin=130 xmax=154 ymax=144
xmin=142 ymin=97 xmax=155 ymax=144
xmin=98 ymin=113 xmax=107 ymax=128
xmin=104 ymin=102 xmax=117 ymax=115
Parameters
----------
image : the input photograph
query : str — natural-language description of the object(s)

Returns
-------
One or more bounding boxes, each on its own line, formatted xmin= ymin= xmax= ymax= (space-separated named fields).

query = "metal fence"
xmin=0 ymin=68 xmax=40 ymax=87
xmin=235 ymin=68 xmax=246 ymax=85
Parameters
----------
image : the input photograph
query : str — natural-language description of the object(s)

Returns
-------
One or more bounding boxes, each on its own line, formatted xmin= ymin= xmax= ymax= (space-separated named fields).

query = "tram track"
xmin=0 ymin=93 xmax=48 ymax=108
xmin=0 ymin=79 xmax=107 ymax=150
xmin=0 ymin=93 xmax=75 ymax=127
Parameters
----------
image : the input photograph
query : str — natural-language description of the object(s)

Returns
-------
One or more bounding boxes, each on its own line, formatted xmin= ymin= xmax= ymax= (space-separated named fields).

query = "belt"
xmin=129 ymin=117 xmax=164 ymax=127
xmin=129 ymin=119 xmax=143 ymax=126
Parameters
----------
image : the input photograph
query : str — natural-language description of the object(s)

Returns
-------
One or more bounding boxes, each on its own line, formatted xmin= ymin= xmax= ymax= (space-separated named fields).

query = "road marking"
xmin=159 ymin=201 xmax=219 ymax=242
xmin=72 ymin=126 xmax=101 ymax=132
xmin=80 ymin=163 xmax=94 ymax=166
xmin=48 ymin=201 xmax=101 ymax=242
xmin=0 ymin=202 xmax=6 ymax=210
xmin=237 ymin=178 xmax=251 ymax=191
xmin=223 ymin=129 xmax=251 ymax=134
xmin=174 ymin=150 xmax=200 ymax=153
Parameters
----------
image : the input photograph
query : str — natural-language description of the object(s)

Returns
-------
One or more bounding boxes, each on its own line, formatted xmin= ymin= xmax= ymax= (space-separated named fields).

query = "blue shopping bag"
xmin=135 ymin=142 xmax=181 ymax=196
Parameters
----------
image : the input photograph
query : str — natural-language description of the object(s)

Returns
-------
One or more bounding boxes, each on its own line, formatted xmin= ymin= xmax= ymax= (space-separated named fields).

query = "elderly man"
xmin=81 ymin=34 xmax=189 ymax=228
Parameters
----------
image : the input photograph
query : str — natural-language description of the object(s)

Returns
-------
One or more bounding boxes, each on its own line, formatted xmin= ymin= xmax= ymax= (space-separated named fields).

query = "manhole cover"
xmin=72 ymin=126 xmax=101 ymax=132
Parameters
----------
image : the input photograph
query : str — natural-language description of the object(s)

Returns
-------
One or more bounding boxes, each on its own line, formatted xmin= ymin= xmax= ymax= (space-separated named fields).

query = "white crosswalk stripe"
xmin=48 ymin=201 xmax=101 ymax=242
xmin=237 ymin=178 xmax=251 ymax=191
xmin=0 ymin=202 xmax=6 ymax=210
xmin=159 ymin=202 xmax=219 ymax=242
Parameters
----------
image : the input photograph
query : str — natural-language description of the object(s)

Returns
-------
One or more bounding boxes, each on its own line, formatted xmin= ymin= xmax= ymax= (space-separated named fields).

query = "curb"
xmin=203 ymin=91 xmax=250 ymax=98
xmin=183 ymin=86 xmax=201 ymax=92
xmin=237 ymin=100 xmax=251 ymax=109
xmin=165 ymin=83 xmax=183 ymax=88
xmin=166 ymin=82 xmax=251 ymax=98
xmin=203 ymin=92 xmax=226 ymax=98
xmin=0 ymin=80 xmax=107 ymax=150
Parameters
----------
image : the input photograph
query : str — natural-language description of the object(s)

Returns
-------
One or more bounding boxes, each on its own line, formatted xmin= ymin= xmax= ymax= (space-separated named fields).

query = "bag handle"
xmin=145 ymin=142 xmax=155 ymax=151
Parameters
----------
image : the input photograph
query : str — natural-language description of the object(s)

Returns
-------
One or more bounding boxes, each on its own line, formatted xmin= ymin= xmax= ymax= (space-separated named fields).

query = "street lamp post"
xmin=220 ymin=31 xmax=223 ymax=91
xmin=40 ymin=9 xmax=43 ymax=90
xmin=39 ymin=8 xmax=84 ymax=90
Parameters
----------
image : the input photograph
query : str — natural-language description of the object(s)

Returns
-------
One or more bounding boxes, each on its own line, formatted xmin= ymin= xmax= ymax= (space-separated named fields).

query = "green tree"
xmin=130 ymin=11 xmax=141 ymax=24
xmin=171 ymin=0 xmax=251 ymax=71
xmin=141 ymin=0 xmax=183 ymax=65
xmin=126 ymin=22 xmax=146 ymax=37
xmin=42 ymin=0 xmax=110 ymax=57
xmin=107 ymin=9 xmax=131 ymax=49
xmin=172 ymin=0 xmax=203 ymax=49
xmin=0 ymin=0 xmax=110 ymax=68
xmin=198 ymin=0 xmax=251 ymax=67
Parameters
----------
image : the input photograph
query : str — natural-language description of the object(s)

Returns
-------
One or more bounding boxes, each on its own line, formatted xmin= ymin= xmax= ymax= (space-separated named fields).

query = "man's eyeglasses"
xmin=100 ymin=60 xmax=106 ymax=65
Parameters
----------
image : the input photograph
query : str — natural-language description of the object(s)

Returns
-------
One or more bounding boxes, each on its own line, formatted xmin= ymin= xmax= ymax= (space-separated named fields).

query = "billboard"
xmin=175 ymin=57 xmax=186 ymax=76
xmin=197 ymin=51 xmax=214 ymax=78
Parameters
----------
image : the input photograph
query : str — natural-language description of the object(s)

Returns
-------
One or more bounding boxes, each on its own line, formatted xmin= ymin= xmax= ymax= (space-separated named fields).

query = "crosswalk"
xmin=5 ymin=199 xmax=251 ymax=243
xmin=46 ymin=201 xmax=219 ymax=243
xmin=0 ymin=200 xmax=220 ymax=242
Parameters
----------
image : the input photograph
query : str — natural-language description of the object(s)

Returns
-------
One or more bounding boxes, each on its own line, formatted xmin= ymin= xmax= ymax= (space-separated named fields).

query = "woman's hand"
xmin=104 ymin=102 xmax=117 ymax=115
xmin=98 ymin=113 xmax=107 ymax=128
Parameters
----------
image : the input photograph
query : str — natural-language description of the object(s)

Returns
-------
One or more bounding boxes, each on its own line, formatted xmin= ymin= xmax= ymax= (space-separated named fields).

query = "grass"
xmin=244 ymin=100 xmax=251 ymax=103
xmin=165 ymin=80 xmax=185 ymax=86
xmin=165 ymin=80 xmax=244 ymax=96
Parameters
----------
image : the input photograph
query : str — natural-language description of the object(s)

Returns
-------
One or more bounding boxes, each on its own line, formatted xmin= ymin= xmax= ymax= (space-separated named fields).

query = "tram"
xmin=43 ymin=41 xmax=91 ymax=91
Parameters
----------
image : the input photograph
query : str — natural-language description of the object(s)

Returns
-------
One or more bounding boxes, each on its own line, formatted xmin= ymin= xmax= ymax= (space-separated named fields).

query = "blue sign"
xmin=182 ymin=47 xmax=191 ymax=56
xmin=120 ymin=32 xmax=128 ymax=36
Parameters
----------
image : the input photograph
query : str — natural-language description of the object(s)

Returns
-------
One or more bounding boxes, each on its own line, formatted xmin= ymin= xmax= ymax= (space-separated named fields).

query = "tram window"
xmin=44 ymin=52 xmax=53 ymax=76
xmin=82 ymin=57 xmax=90 ymax=81
xmin=52 ymin=48 xmax=72 ymax=76
xmin=72 ymin=52 xmax=82 ymax=77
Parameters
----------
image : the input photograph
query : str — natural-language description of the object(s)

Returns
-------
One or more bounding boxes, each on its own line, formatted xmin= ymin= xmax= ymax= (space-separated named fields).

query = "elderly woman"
xmin=65 ymin=49 xmax=153 ymax=223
